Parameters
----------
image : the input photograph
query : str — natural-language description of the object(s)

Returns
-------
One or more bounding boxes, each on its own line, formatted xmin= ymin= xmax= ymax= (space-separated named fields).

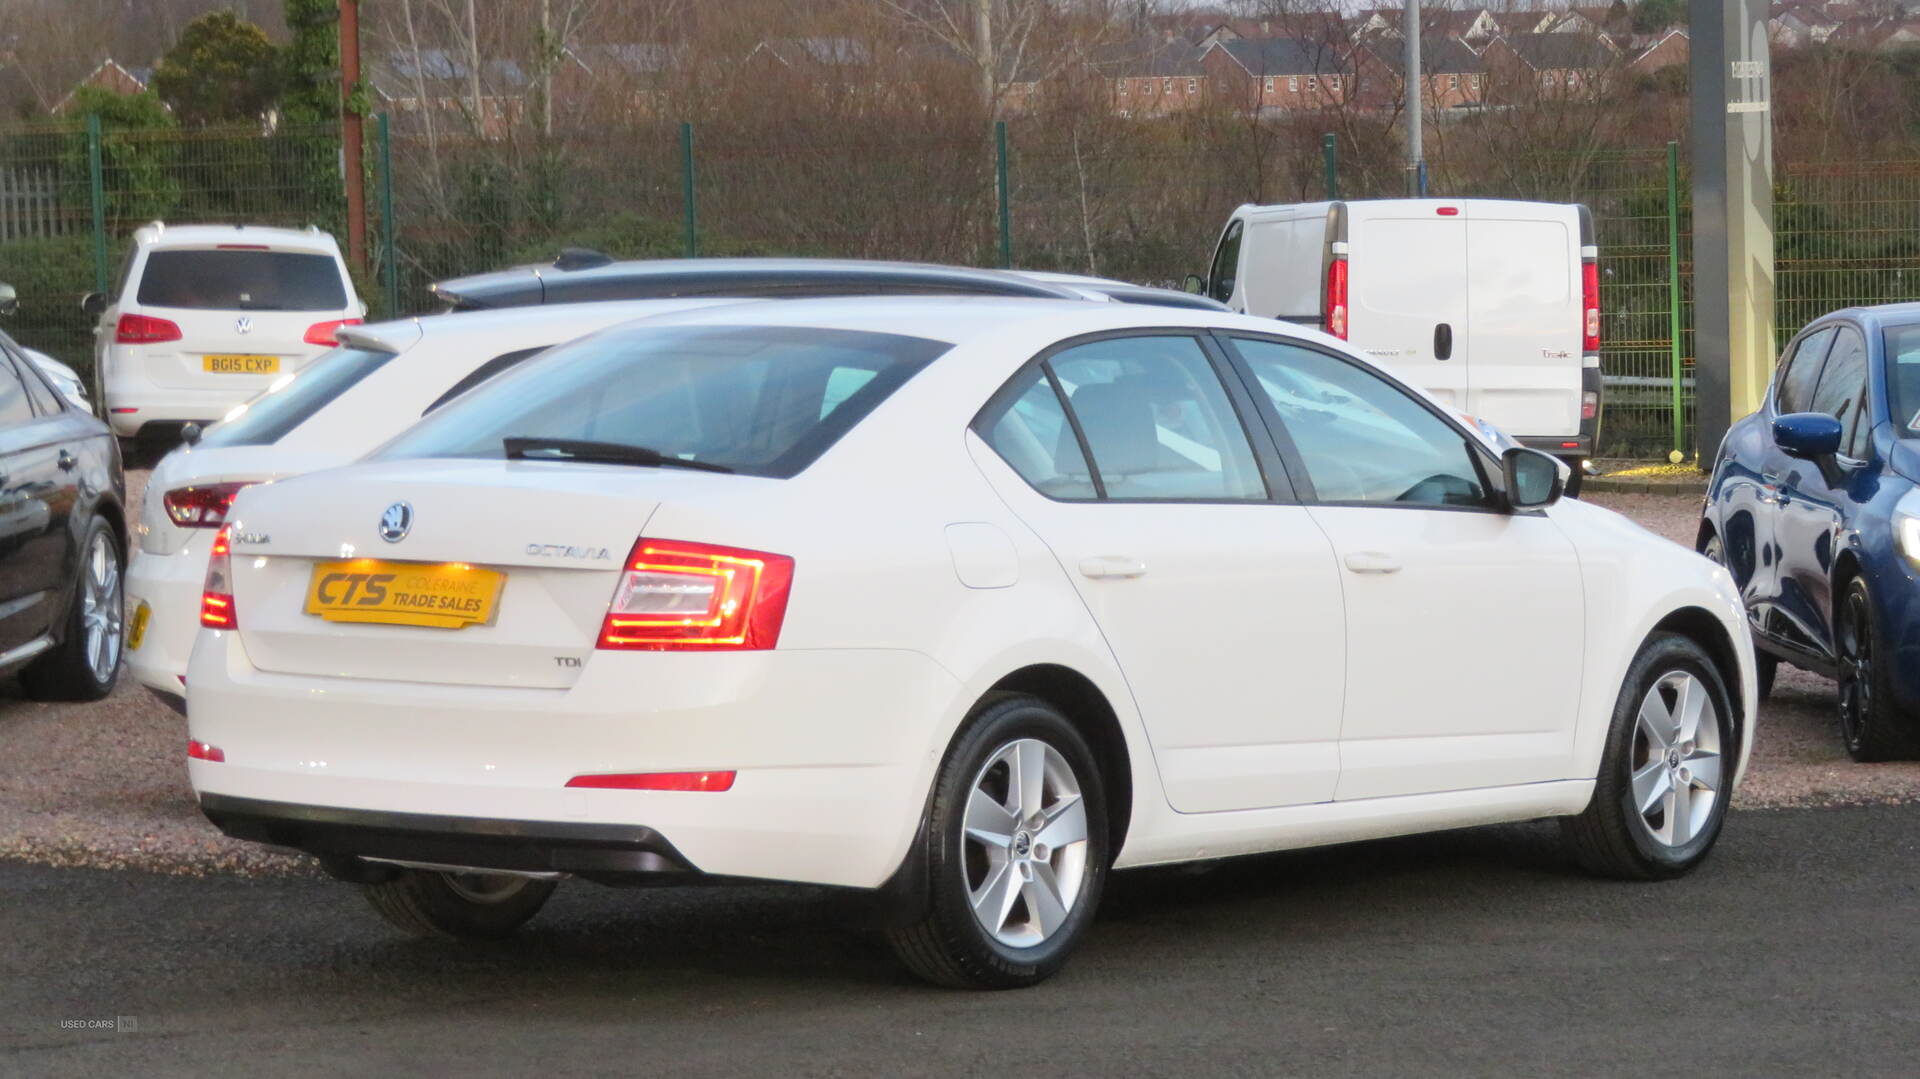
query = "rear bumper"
xmin=125 ymin=543 xmax=207 ymax=698
xmin=199 ymin=793 xmax=697 ymax=879
xmin=185 ymin=631 xmax=959 ymax=889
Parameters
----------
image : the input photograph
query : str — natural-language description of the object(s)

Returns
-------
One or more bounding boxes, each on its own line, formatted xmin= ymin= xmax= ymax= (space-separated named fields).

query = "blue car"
xmin=1699 ymin=303 xmax=1920 ymax=760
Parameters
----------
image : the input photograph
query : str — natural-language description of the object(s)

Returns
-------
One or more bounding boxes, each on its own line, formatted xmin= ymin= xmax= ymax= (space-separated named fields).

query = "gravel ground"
xmin=0 ymin=476 xmax=1912 ymax=880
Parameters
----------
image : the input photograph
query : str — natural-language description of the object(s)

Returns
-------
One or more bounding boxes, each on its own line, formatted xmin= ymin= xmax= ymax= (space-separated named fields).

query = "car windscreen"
xmin=136 ymin=249 xmax=348 ymax=311
xmin=1886 ymin=324 xmax=1920 ymax=436
xmin=199 ymin=347 xmax=397 ymax=448
xmin=375 ymin=324 xmax=948 ymax=478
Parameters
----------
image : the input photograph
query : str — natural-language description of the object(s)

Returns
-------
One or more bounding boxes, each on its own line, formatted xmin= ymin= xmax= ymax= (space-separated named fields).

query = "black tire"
xmin=886 ymin=694 xmax=1110 ymax=989
xmin=1562 ymin=632 xmax=1736 ymax=880
xmin=1755 ymin=653 xmax=1777 ymax=703
xmin=1836 ymin=574 xmax=1920 ymax=762
xmin=362 ymin=869 xmax=556 ymax=941
xmin=1559 ymin=456 xmax=1585 ymax=498
xmin=20 ymin=515 xmax=123 ymax=702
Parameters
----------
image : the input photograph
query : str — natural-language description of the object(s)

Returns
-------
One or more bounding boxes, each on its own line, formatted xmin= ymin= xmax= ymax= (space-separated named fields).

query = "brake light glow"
xmin=115 ymin=313 xmax=182 ymax=344
xmin=1324 ymin=257 xmax=1349 ymax=340
xmin=1436 ymin=206 xmax=1459 ymax=216
xmin=597 ymin=538 xmax=793 ymax=651
xmin=200 ymin=524 xmax=237 ymax=629
xmin=163 ymin=482 xmax=254 ymax=528
xmin=1582 ymin=260 xmax=1600 ymax=352
xmin=188 ymin=739 xmax=225 ymax=762
xmin=565 ymin=771 xmax=736 ymax=792
xmin=303 ymin=317 xmax=362 ymax=346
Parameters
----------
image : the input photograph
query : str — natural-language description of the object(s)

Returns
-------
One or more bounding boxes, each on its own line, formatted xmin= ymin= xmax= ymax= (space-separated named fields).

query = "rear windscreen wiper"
xmin=502 ymin=436 xmax=735 ymax=473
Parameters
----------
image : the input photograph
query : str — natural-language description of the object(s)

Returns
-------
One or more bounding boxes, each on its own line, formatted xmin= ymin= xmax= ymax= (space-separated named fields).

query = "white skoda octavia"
xmin=186 ymin=298 xmax=1754 ymax=989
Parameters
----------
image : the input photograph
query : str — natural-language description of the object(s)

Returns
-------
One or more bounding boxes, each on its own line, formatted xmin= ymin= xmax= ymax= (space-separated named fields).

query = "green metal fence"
xmin=8 ymin=112 xmax=1920 ymax=460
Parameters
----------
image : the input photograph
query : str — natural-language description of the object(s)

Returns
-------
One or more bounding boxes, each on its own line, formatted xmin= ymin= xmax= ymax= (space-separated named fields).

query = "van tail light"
xmin=1582 ymin=390 xmax=1600 ymax=421
xmin=304 ymin=317 xmax=362 ymax=346
xmin=1324 ymin=257 xmax=1349 ymax=340
xmin=597 ymin=538 xmax=793 ymax=651
xmin=115 ymin=313 xmax=182 ymax=344
xmin=200 ymin=524 xmax=238 ymax=629
xmin=1581 ymin=260 xmax=1600 ymax=352
xmin=163 ymin=482 xmax=254 ymax=528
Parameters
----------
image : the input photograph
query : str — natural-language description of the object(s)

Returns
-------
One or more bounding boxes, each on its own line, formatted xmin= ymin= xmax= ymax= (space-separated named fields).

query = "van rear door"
xmin=1346 ymin=203 xmax=1468 ymax=411
xmin=1462 ymin=204 xmax=1582 ymax=439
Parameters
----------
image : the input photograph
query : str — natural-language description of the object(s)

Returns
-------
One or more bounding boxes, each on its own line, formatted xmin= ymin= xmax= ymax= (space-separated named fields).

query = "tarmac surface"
xmin=6 ymin=804 xmax=1919 ymax=1077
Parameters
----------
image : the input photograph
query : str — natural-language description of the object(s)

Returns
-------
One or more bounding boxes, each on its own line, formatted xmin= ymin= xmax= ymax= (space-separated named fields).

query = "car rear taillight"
xmin=1582 ymin=390 xmax=1600 ymax=421
xmin=1582 ymin=259 xmax=1600 ymax=353
xmin=1324 ymin=257 xmax=1349 ymax=340
xmin=200 ymin=524 xmax=237 ymax=629
xmin=116 ymin=313 xmax=182 ymax=344
xmin=163 ymin=482 xmax=253 ymax=528
xmin=304 ymin=318 xmax=362 ymax=346
xmin=188 ymin=739 xmax=225 ymax=762
xmin=597 ymin=538 xmax=793 ymax=651
xmin=565 ymin=771 xmax=736 ymax=792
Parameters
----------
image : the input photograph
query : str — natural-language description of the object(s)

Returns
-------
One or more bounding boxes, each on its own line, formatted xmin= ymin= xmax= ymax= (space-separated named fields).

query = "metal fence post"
xmin=85 ymin=113 xmax=107 ymax=293
xmin=996 ymin=121 xmax=1011 ymax=269
xmin=680 ymin=122 xmax=698 ymax=259
xmin=1667 ymin=140 xmax=1685 ymax=462
xmin=378 ymin=113 xmax=398 ymax=318
xmin=1322 ymin=133 xmax=1338 ymax=200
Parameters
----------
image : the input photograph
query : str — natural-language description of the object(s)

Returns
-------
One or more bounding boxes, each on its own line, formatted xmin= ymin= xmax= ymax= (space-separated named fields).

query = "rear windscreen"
xmin=200 ymin=347 xmax=397 ymax=448
xmin=376 ymin=324 xmax=948 ymax=478
xmin=136 ymin=249 xmax=348 ymax=311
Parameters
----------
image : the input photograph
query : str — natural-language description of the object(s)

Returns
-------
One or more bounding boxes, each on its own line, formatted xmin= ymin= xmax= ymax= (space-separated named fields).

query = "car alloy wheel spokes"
xmin=961 ymin=737 xmax=1090 ymax=949
xmin=1838 ymin=591 xmax=1873 ymax=746
xmin=1628 ymin=671 xmax=1723 ymax=848
xmin=80 ymin=532 xmax=122 ymax=682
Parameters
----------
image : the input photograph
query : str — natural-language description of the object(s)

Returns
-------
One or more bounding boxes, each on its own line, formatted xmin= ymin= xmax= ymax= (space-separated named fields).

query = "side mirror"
xmin=1182 ymin=273 xmax=1205 ymax=295
xmin=0 ymin=282 xmax=16 ymax=317
xmin=80 ymin=292 xmax=107 ymax=319
xmin=1773 ymin=411 xmax=1843 ymax=460
xmin=1502 ymin=447 xmax=1564 ymax=510
xmin=180 ymin=422 xmax=203 ymax=446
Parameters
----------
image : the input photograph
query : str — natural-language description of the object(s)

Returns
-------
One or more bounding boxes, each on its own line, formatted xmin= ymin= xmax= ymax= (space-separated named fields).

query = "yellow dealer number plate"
xmin=203 ymin=354 xmax=280 ymax=374
xmin=304 ymin=560 xmax=505 ymax=629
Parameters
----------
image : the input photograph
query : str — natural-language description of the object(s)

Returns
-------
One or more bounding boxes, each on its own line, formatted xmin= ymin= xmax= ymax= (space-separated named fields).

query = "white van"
xmin=86 ymin=222 xmax=363 ymax=445
xmin=1199 ymin=199 xmax=1599 ymax=487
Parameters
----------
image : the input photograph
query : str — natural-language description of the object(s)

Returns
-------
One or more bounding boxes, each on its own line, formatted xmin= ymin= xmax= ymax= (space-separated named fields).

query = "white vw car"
xmin=127 ymin=299 xmax=741 ymax=702
xmin=186 ymin=298 xmax=1754 ymax=989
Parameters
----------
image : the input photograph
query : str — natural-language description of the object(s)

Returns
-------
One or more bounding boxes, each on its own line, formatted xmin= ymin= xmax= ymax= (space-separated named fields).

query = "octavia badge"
xmin=378 ymin=502 xmax=413 ymax=543
xmin=234 ymin=316 xmax=254 ymax=335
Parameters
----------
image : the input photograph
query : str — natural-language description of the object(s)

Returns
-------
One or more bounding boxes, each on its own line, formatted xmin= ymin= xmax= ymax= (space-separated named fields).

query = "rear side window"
xmin=976 ymin=365 xmax=1098 ymax=500
xmin=137 ymin=250 xmax=348 ymax=311
xmin=199 ymin=347 xmax=398 ymax=448
xmin=1776 ymin=326 xmax=1835 ymax=414
xmin=378 ymin=325 xmax=947 ymax=479
xmin=422 ymin=347 xmax=547 ymax=415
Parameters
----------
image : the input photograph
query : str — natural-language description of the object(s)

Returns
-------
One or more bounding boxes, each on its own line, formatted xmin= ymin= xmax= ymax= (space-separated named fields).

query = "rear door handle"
xmin=1434 ymin=322 xmax=1453 ymax=361
xmin=1343 ymin=551 xmax=1402 ymax=574
xmin=57 ymin=449 xmax=76 ymax=471
xmin=1078 ymin=555 xmax=1148 ymax=580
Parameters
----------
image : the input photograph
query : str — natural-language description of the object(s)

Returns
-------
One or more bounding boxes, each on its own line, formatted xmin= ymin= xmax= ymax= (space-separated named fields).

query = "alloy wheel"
xmin=1838 ymin=588 xmax=1874 ymax=750
xmin=80 ymin=530 xmax=123 ymax=684
xmin=961 ymin=738 xmax=1091 ymax=948
xmin=1627 ymin=671 xmax=1724 ymax=848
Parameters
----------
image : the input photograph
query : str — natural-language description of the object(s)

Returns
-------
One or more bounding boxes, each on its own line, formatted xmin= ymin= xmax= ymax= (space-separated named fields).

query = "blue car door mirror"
xmin=1774 ymin=412 xmax=1844 ymax=460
